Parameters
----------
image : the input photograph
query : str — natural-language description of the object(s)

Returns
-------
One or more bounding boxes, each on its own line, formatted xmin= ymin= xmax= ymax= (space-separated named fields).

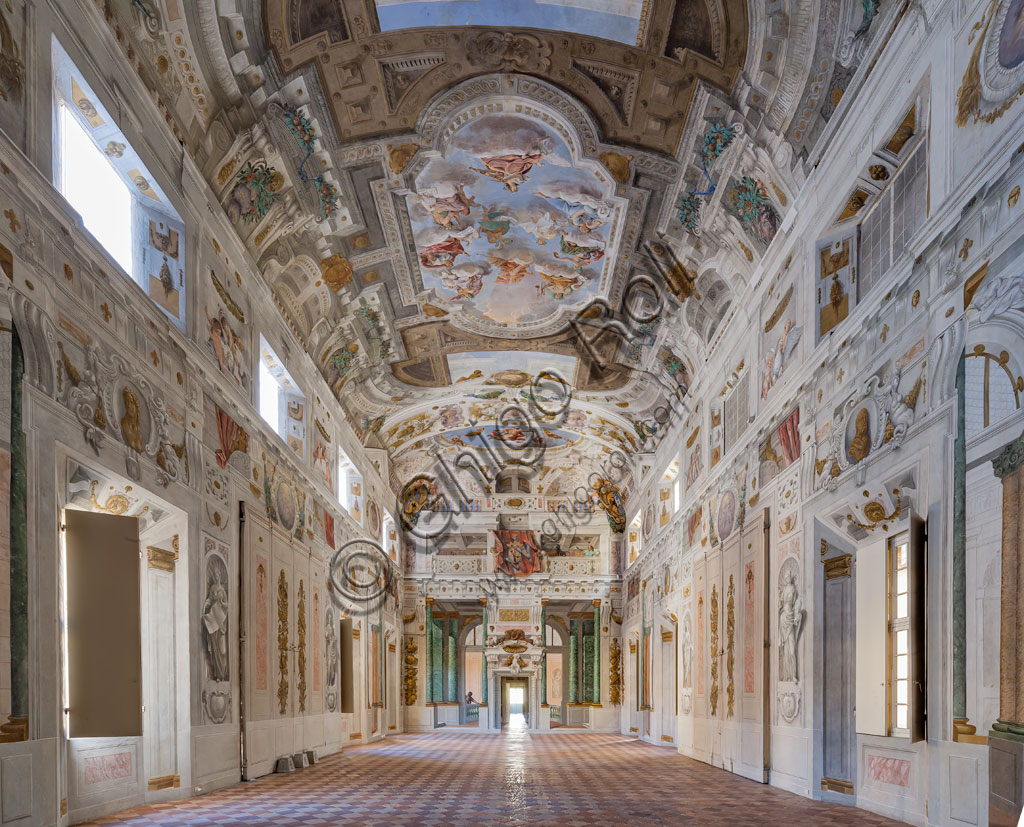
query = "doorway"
xmin=509 ymin=685 xmax=524 ymax=713
xmin=61 ymin=458 xmax=190 ymax=819
xmin=501 ymin=677 xmax=529 ymax=729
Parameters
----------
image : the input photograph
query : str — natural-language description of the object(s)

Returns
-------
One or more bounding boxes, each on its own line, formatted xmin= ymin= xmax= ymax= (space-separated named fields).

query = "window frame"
xmin=51 ymin=37 xmax=187 ymax=329
xmin=887 ymin=530 xmax=911 ymax=737
xmin=257 ymin=336 xmax=306 ymax=459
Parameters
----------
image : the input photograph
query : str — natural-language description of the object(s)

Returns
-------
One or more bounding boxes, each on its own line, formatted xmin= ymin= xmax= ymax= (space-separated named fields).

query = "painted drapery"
xmin=493 ymin=529 xmax=544 ymax=576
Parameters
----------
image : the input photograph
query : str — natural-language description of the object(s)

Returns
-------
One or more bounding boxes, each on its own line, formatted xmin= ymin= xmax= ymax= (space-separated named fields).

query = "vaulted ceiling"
xmin=149 ymin=0 xmax=880 ymax=496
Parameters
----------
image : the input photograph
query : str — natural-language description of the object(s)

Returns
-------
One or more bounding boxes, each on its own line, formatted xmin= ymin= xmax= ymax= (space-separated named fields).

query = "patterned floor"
xmin=85 ymin=725 xmax=907 ymax=826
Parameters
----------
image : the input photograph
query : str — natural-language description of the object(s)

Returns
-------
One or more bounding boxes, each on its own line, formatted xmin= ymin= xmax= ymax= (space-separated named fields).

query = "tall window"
xmin=382 ymin=511 xmax=396 ymax=561
xmin=857 ymin=115 xmax=928 ymax=301
xmin=889 ymin=531 xmax=910 ymax=736
xmin=337 ymin=447 xmax=363 ymax=525
xmin=258 ymin=336 xmax=306 ymax=458
xmin=628 ymin=511 xmax=642 ymax=565
xmin=52 ymin=38 xmax=186 ymax=328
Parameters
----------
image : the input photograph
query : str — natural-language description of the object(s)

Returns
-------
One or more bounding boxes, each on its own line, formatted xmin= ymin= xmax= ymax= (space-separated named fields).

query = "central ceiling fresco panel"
xmin=406 ymin=112 xmax=621 ymax=330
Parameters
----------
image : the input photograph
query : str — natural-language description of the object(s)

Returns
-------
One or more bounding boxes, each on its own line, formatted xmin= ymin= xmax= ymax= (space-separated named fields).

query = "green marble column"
xmin=568 ymin=618 xmax=579 ymax=704
xmin=592 ymin=604 xmax=600 ymax=704
xmin=425 ymin=602 xmax=433 ymax=703
xmin=446 ymin=618 xmax=456 ymax=701
xmin=481 ymin=602 xmax=488 ymax=705
xmin=10 ymin=330 xmax=27 ymax=724
xmin=953 ymin=351 xmax=967 ymax=718
xmin=541 ymin=602 xmax=547 ymax=705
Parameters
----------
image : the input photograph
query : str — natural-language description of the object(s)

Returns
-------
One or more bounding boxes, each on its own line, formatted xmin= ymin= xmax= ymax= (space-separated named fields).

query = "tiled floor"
xmin=85 ymin=725 xmax=907 ymax=826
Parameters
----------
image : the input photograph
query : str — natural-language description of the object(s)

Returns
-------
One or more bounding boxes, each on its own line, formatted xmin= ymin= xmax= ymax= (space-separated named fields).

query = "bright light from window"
xmin=258 ymin=357 xmax=280 ymax=433
xmin=59 ymin=104 xmax=133 ymax=275
xmin=338 ymin=458 xmax=349 ymax=508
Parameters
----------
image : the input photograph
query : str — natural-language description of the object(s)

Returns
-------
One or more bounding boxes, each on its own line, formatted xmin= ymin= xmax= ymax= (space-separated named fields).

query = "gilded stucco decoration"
xmin=404 ymin=637 xmax=418 ymax=706
xmin=955 ymin=0 xmax=1024 ymax=127
xmin=710 ymin=584 xmax=719 ymax=716
xmin=726 ymin=574 xmax=735 ymax=718
xmin=277 ymin=569 xmax=289 ymax=715
xmin=816 ymin=366 xmax=923 ymax=490
xmin=55 ymin=338 xmax=185 ymax=486
xmin=297 ymin=579 xmax=307 ymax=713
xmin=608 ymin=637 xmax=622 ymax=705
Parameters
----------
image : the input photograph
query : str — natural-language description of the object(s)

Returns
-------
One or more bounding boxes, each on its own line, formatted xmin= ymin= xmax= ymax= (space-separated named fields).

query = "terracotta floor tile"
xmin=81 ymin=725 xmax=907 ymax=826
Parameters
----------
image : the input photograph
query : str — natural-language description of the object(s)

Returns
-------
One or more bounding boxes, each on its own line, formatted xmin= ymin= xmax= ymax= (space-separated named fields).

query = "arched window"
xmin=965 ymin=343 xmax=1023 ymax=438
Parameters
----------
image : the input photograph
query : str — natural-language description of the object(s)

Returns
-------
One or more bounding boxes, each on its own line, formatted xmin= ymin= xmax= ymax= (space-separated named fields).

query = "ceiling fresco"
xmin=129 ymin=0 xmax=893 ymax=500
xmin=405 ymin=113 xmax=621 ymax=327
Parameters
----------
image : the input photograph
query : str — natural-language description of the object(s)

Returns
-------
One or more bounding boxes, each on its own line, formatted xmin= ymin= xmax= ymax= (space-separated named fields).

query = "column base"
xmin=0 ymin=716 xmax=28 ymax=743
xmin=990 ymin=729 xmax=1024 ymax=826
xmin=953 ymin=716 xmax=988 ymax=744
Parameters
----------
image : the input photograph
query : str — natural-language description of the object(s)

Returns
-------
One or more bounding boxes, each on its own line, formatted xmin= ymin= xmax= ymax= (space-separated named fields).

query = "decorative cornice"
xmin=994 ymin=430 xmax=1024 ymax=479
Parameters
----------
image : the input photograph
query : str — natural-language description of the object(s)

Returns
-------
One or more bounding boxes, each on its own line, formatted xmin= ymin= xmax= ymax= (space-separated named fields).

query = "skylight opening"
xmin=374 ymin=0 xmax=643 ymax=46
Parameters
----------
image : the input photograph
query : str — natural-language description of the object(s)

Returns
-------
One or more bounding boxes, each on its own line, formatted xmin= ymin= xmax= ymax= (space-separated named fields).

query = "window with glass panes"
xmin=889 ymin=532 xmax=910 ymax=735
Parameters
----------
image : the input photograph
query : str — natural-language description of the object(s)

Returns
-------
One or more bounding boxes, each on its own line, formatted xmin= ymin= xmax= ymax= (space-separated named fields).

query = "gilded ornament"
xmin=89 ymin=480 xmax=136 ymax=516
xmin=1009 ymin=185 xmax=1021 ymax=207
xmin=955 ymin=0 xmax=1024 ymax=127
xmin=608 ymin=637 xmax=622 ymax=705
xmin=709 ymin=584 xmax=719 ymax=717
xmin=599 ymin=151 xmax=632 ymax=184
xmin=912 ymin=289 xmax=920 ymax=307
xmin=763 ymin=285 xmax=793 ymax=332
xmin=277 ymin=570 xmax=289 ymax=715
xmin=386 ymin=143 xmax=420 ymax=175
xmin=868 ymin=164 xmax=889 ymax=181
xmin=119 ymin=386 xmax=144 ymax=453
xmin=846 ymin=489 xmax=903 ymax=531
xmin=319 ymin=254 xmax=353 ymax=292
xmin=726 ymin=574 xmax=735 ymax=718
xmin=210 ymin=270 xmax=246 ymax=323
xmin=217 ymin=159 xmax=237 ymax=187
xmin=404 ymin=637 xmax=418 ymax=705
xmin=297 ymin=580 xmax=307 ymax=713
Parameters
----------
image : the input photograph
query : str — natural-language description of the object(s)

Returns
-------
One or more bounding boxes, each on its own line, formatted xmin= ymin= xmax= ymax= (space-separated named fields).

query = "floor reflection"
xmin=502 ymin=713 xmax=528 ymax=818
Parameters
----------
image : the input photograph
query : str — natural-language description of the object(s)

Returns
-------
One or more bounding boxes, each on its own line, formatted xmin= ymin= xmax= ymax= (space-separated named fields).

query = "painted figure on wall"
xmin=761 ymin=319 xmax=803 ymax=398
xmin=416 ymin=184 xmax=479 ymax=229
xmin=681 ymin=614 xmax=693 ymax=689
xmin=537 ymin=268 xmax=585 ymax=299
xmin=203 ymin=555 xmax=230 ymax=683
xmin=404 ymin=113 xmax=614 ymax=327
xmin=474 ymin=153 xmax=544 ymax=192
xmin=778 ymin=563 xmax=804 ymax=683
xmin=205 ymin=305 xmax=248 ymax=388
xmin=420 ymin=232 xmax=474 ymax=269
xmin=313 ymin=438 xmax=333 ymax=492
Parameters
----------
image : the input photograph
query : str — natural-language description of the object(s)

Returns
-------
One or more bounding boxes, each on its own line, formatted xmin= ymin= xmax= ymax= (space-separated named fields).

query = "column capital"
xmin=540 ymin=597 xmax=549 ymax=605
xmin=592 ymin=599 xmax=601 ymax=607
xmin=425 ymin=596 xmax=435 ymax=606
xmin=994 ymin=430 xmax=1024 ymax=479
